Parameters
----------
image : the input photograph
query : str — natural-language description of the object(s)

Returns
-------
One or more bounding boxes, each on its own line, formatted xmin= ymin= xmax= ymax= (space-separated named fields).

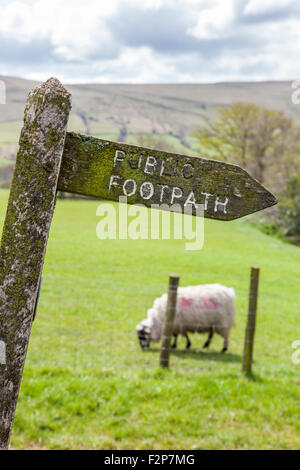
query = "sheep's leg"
xmin=185 ymin=334 xmax=191 ymax=349
xmin=221 ymin=336 xmax=228 ymax=354
xmin=203 ymin=328 xmax=214 ymax=349
xmin=171 ymin=335 xmax=178 ymax=349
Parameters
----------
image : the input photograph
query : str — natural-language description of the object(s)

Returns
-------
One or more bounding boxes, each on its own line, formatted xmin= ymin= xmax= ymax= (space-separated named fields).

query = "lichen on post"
xmin=159 ymin=274 xmax=180 ymax=368
xmin=0 ymin=78 xmax=71 ymax=449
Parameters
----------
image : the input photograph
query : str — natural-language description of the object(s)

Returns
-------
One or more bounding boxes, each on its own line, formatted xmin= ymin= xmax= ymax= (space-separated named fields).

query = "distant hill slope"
xmin=0 ymin=76 xmax=296 ymax=186
xmin=0 ymin=76 xmax=298 ymax=145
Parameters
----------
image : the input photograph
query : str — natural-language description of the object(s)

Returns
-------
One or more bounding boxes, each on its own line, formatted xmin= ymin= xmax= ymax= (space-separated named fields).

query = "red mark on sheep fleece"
xmin=179 ymin=297 xmax=194 ymax=311
xmin=202 ymin=298 xmax=219 ymax=310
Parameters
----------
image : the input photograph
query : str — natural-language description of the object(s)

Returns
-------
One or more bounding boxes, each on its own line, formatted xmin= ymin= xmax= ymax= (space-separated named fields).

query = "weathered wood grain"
xmin=0 ymin=78 xmax=71 ymax=449
xmin=159 ymin=274 xmax=180 ymax=369
xmin=58 ymin=133 xmax=277 ymax=220
xmin=242 ymin=266 xmax=260 ymax=375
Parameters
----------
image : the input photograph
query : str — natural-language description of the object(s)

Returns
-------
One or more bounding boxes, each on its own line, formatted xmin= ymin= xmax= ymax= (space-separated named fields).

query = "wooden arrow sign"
xmin=58 ymin=132 xmax=277 ymax=220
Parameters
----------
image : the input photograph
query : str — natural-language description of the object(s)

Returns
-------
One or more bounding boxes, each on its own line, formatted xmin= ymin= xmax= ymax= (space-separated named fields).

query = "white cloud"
xmin=1 ymin=0 xmax=119 ymax=58
xmin=0 ymin=0 xmax=299 ymax=83
xmin=126 ymin=0 xmax=168 ymax=9
xmin=1 ymin=1 xmax=44 ymax=39
xmin=85 ymin=46 xmax=177 ymax=83
xmin=244 ymin=0 xmax=293 ymax=16
xmin=188 ymin=0 xmax=235 ymax=39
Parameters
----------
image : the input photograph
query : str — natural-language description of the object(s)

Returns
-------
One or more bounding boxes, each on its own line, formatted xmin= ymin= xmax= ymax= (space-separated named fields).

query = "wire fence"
xmin=29 ymin=262 xmax=300 ymax=377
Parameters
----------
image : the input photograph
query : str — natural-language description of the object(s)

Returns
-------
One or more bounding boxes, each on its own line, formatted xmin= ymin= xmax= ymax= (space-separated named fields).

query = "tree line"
xmin=193 ymin=102 xmax=300 ymax=240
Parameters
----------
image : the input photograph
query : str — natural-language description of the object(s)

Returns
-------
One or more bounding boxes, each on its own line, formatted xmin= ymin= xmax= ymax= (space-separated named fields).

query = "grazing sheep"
xmin=136 ymin=284 xmax=235 ymax=353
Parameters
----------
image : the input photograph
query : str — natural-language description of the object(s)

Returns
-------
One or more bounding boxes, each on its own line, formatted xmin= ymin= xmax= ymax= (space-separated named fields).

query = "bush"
xmin=279 ymin=176 xmax=300 ymax=236
xmin=256 ymin=221 xmax=284 ymax=239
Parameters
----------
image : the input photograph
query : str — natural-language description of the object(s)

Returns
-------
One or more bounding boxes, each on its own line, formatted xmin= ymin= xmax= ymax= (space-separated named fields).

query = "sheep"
xmin=136 ymin=283 xmax=235 ymax=353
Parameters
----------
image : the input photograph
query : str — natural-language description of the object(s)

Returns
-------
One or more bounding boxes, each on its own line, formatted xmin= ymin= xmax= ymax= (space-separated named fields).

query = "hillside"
xmin=0 ymin=76 xmax=297 ymax=186
xmin=0 ymin=76 xmax=297 ymax=146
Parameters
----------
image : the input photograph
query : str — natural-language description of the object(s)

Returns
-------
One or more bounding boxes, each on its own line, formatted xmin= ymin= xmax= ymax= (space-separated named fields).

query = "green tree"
xmin=194 ymin=102 xmax=300 ymax=190
xmin=279 ymin=175 xmax=300 ymax=236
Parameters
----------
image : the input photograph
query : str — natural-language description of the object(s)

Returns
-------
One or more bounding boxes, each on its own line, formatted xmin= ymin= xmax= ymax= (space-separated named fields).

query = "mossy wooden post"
xmin=58 ymin=133 xmax=277 ymax=221
xmin=0 ymin=78 xmax=71 ymax=449
xmin=242 ymin=266 xmax=260 ymax=375
xmin=159 ymin=274 xmax=180 ymax=368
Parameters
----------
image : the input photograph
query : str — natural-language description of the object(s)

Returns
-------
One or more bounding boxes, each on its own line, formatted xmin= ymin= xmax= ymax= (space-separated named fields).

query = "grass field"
xmin=0 ymin=189 xmax=299 ymax=450
xmin=0 ymin=121 xmax=22 ymax=145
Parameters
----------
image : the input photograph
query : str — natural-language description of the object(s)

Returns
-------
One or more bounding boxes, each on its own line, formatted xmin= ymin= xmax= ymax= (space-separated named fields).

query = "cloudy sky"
xmin=0 ymin=0 xmax=299 ymax=83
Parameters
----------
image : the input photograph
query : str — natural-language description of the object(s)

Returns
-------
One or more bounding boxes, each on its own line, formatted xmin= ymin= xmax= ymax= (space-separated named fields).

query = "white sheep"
xmin=136 ymin=283 xmax=235 ymax=353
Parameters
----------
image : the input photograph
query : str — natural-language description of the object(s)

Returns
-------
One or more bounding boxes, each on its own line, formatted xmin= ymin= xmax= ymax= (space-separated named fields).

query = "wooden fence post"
xmin=242 ymin=266 xmax=260 ymax=375
xmin=159 ymin=274 xmax=180 ymax=369
xmin=0 ymin=78 xmax=71 ymax=449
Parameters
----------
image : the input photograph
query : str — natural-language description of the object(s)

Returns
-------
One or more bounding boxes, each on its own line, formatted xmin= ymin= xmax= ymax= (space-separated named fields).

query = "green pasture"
xmin=0 ymin=190 xmax=299 ymax=449
xmin=0 ymin=121 xmax=22 ymax=145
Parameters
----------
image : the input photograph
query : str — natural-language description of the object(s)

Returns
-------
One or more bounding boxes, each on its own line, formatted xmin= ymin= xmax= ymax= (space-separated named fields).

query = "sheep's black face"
xmin=137 ymin=326 xmax=151 ymax=350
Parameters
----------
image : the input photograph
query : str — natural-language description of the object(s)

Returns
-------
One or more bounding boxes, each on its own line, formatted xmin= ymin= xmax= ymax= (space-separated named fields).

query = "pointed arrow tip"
xmin=265 ymin=188 xmax=277 ymax=209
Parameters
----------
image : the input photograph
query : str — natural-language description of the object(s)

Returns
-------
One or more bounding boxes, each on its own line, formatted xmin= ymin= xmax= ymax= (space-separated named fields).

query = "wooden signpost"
xmin=0 ymin=78 xmax=71 ymax=449
xmin=58 ymin=132 xmax=276 ymax=220
xmin=0 ymin=78 xmax=277 ymax=449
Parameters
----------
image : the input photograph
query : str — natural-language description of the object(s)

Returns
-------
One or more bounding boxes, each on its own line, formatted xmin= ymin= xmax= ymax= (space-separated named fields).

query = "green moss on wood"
xmin=0 ymin=78 xmax=71 ymax=449
xmin=58 ymin=132 xmax=277 ymax=221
